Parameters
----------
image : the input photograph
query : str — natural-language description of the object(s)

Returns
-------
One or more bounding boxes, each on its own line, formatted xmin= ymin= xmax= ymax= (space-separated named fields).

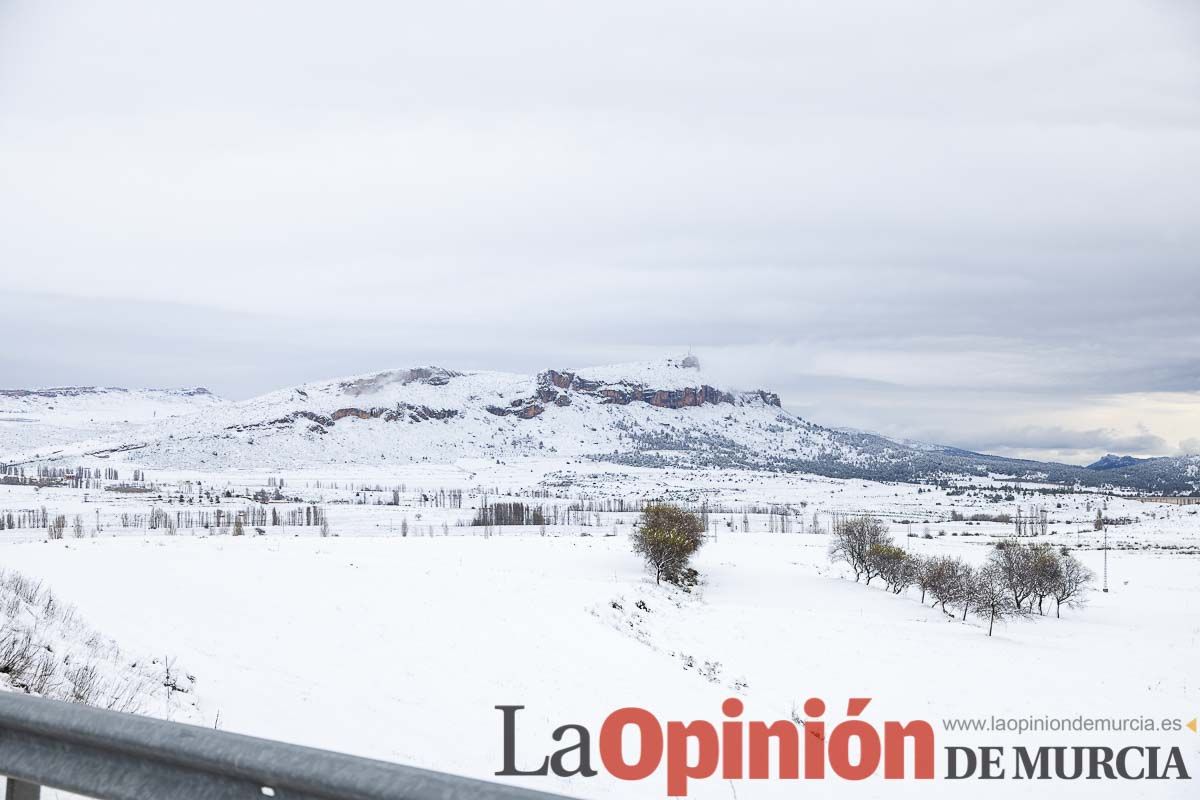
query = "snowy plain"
xmin=0 ymin=458 xmax=1195 ymax=798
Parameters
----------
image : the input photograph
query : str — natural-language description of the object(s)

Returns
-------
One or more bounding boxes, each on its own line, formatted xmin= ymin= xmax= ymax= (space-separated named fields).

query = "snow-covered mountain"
xmin=24 ymin=359 xmax=862 ymax=471
xmin=2 ymin=361 xmax=1197 ymax=493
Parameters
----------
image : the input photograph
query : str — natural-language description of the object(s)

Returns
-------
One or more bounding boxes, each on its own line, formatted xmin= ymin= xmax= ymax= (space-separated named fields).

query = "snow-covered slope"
xmin=0 ymin=386 xmax=224 ymax=425
xmin=0 ymin=386 xmax=228 ymax=461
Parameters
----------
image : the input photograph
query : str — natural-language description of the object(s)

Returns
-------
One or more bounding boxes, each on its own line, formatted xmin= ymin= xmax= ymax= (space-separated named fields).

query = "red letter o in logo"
xmin=599 ymin=707 xmax=663 ymax=780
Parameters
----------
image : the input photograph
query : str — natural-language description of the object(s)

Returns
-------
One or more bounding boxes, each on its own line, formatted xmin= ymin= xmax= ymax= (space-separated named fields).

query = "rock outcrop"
xmin=536 ymin=369 xmax=739 ymax=409
xmin=234 ymin=404 xmax=458 ymax=434
xmin=742 ymin=390 xmax=782 ymax=408
xmin=483 ymin=369 xmax=780 ymax=419
xmin=330 ymin=404 xmax=460 ymax=423
xmin=486 ymin=402 xmax=545 ymax=419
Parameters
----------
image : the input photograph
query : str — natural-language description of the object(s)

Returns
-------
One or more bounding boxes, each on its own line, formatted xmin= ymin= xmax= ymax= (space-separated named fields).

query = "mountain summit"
xmin=1086 ymin=454 xmax=1146 ymax=471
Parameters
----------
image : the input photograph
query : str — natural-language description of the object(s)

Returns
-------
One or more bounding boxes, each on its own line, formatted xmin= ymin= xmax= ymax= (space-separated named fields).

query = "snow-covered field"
xmin=0 ymin=458 xmax=1196 ymax=798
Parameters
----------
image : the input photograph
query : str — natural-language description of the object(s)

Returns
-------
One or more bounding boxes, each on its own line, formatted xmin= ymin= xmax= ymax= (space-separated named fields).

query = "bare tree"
xmin=1029 ymin=544 xmax=1061 ymax=615
xmin=828 ymin=516 xmax=891 ymax=584
xmin=913 ymin=555 xmax=935 ymax=603
xmin=870 ymin=544 xmax=916 ymax=594
xmin=972 ymin=565 xmax=1022 ymax=636
xmin=48 ymin=515 xmax=67 ymax=540
xmin=990 ymin=542 xmax=1037 ymax=610
xmin=922 ymin=555 xmax=950 ymax=607
xmin=926 ymin=557 xmax=974 ymax=619
xmin=1051 ymin=549 xmax=1094 ymax=618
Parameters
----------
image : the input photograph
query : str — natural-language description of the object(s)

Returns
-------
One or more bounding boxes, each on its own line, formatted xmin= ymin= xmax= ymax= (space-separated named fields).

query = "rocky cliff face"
xmin=230 ymin=403 xmax=459 ymax=435
xmin=542 ymin=368 xmax=735 ymax=407
xmin=484 ymin=368 xmax=780 ymax=418
xmin=329 ymin=404 xmax=460 ymax=423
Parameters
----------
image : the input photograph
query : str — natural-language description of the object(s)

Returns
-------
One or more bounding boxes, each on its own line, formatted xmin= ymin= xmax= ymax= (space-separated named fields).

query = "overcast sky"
xmin=2 ymin=1 xmax=1197 ymax=465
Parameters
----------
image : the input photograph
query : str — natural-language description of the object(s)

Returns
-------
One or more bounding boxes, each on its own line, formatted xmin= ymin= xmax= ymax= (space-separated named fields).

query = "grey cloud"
xmin=0 ymin=1 xmax=1197 ymax=464
xmin=951 ymin=426 xmax=1169 ymax=458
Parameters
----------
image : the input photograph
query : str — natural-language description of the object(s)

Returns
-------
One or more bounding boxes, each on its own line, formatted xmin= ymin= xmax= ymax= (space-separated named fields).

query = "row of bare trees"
xmin=829 ymin=517 xmax=1094 ymax=635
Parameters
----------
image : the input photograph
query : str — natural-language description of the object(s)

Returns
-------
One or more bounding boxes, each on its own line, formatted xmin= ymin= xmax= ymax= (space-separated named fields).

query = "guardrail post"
xmin=5 ymin=777 xmax=40 ymax=800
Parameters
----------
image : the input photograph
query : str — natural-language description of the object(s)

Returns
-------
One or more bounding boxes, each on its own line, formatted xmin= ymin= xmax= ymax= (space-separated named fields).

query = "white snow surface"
xmin=0 ymin=529 xmax=1194 ymax=799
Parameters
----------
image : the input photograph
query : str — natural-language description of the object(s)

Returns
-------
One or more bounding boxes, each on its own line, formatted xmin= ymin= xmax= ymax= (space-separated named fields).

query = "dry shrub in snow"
xmin=0 ymin=568 xmax=198 ymax=716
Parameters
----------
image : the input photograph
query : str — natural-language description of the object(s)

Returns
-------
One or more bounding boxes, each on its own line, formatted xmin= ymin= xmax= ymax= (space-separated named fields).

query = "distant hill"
xmin=1 ymin=360 xmax=1197 ymax=494
xmin=0 ymin=386 xmax=228 ymax=463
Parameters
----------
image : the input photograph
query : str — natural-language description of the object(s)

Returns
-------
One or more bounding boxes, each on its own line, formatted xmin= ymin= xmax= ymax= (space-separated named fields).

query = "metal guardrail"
xmin=0 ymin=692 xmax=573 ymax=800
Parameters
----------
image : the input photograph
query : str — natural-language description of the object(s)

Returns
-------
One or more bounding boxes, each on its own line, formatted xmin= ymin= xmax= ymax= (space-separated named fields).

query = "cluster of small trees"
xmin=830 ymin=516 xmax=1094 ymax=635
xmin=4 ymin=510 xmax=88 ymax=538
xmin=0 ymin=508 xmax=51 ymax=531
xmin=948 ymin=510 xmax=1012 ymax=524
xmin=631 ymin=504 xmax=705 ymax=588
xmin=471 ymin=501 xmax=546 ymax=527
xmin=111 ymin=504 xmax=329 ymax=533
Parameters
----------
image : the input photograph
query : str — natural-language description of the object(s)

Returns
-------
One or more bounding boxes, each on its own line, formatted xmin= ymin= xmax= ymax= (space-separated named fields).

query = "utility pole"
xmin=1102 ymin=520 xmax=1109 ymax=593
